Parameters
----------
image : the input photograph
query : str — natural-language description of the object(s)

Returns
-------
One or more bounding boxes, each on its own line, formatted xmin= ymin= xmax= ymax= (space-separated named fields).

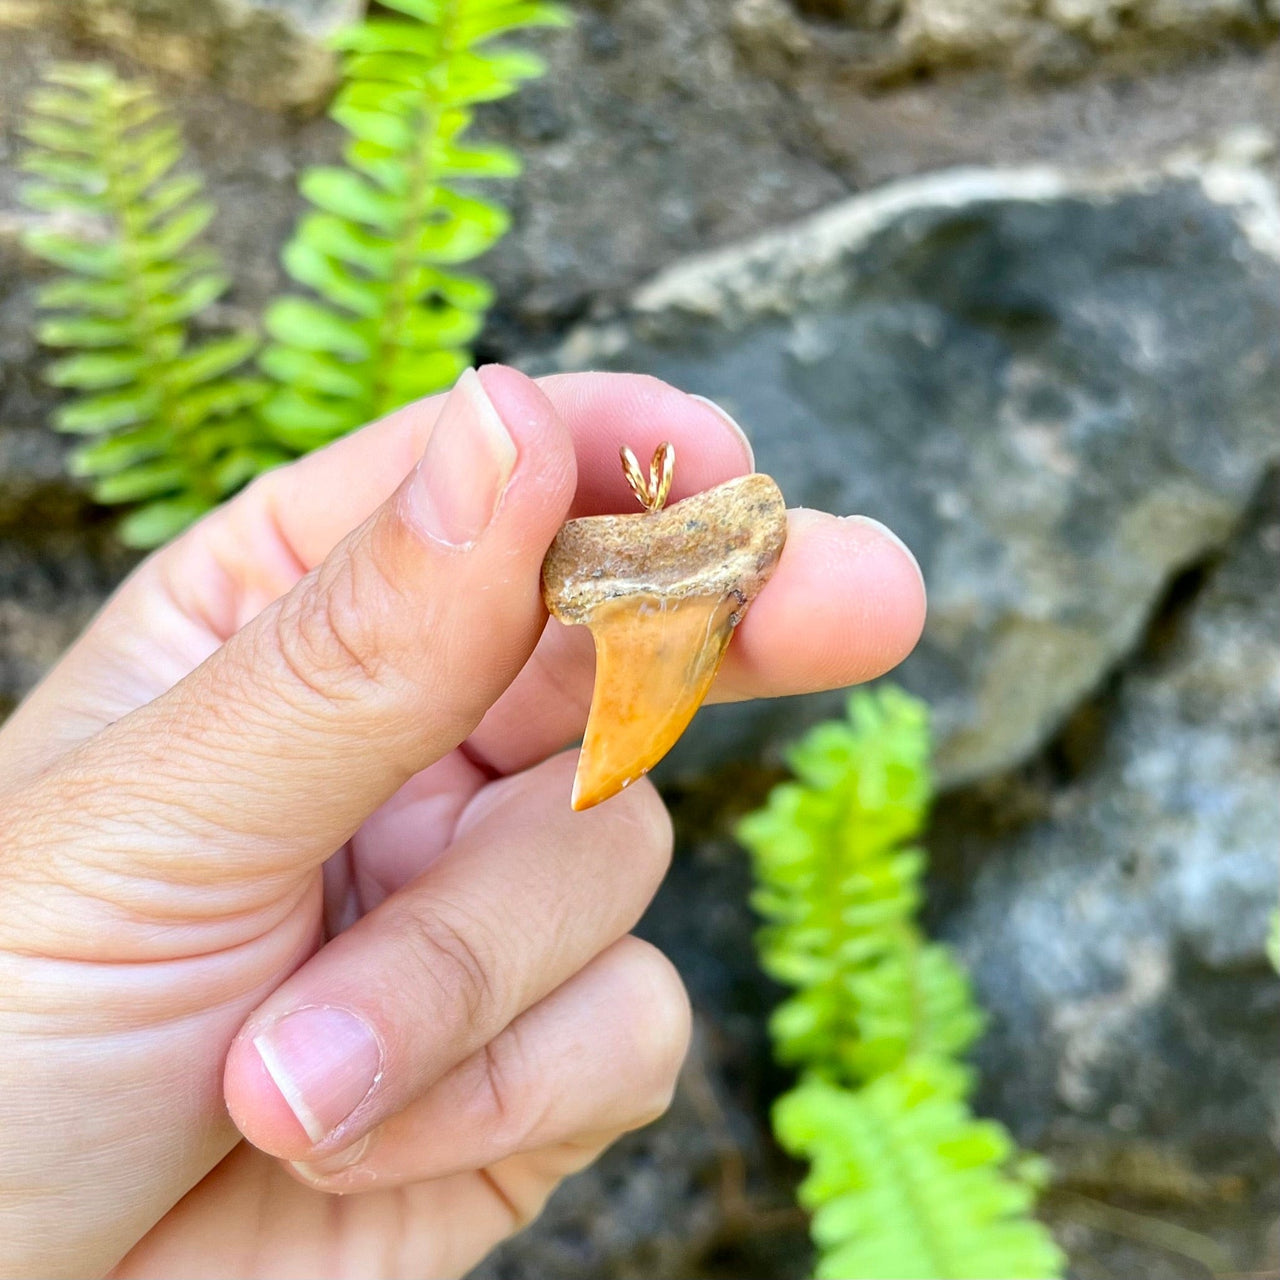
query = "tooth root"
xmin=571 ymin=593 xmax=738 ymax=811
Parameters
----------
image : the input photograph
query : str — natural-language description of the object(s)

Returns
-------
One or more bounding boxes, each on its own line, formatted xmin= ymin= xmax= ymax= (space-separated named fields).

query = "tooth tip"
xmin=571 ymin=758 xmax=641 ymax=811
xmin=570 ymin=774 xmax=611 ymax=812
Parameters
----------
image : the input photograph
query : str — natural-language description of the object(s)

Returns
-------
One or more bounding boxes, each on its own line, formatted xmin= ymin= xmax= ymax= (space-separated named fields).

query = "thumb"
xmin=64 ymin=366 xmax=578 ymax=884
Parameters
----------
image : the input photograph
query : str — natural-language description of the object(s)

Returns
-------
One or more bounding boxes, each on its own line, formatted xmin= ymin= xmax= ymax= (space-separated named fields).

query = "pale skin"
xmin=0 ymin=367 xmax=926 ymax=1280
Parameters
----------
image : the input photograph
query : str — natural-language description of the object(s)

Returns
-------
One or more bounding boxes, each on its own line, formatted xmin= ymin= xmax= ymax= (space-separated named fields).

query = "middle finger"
xmin=287 ymin=935 xmax=691 ymax=1192
xmin=224 ymin=751 xmax=672 ymax=1163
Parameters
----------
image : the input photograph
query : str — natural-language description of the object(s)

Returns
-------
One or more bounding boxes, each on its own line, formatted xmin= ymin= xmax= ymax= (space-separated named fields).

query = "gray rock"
xmin=0 ymin=211 xmax=92 ymax=532
xmin=897 ymin=0 xmax=1277 ymax=74
xmin=731 ymin=0 xmax=1279 ymax=83
xmin=540 ymin=159 xmax=1280 ymax=788
xmin=943 ymin=481 xmax=1280 ymax=1275
xmin=0 ymin=0 xmax=358 ymax=109
xmin=0 ymin=527 xmax=136 ymax=717
xmin=474 ymin=483 xmax=1280 ymax=1280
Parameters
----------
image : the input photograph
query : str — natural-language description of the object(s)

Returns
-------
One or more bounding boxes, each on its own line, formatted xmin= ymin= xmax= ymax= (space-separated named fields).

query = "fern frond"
xmin=775 ymin=1066 xmax=1065 ymax=1280
xmin=261 ymin=0 xmax=571 ymax=450
xmin=740 ymin=687 xmax=979 ymax=1081
xmin=739 ymin=688 xmax=1064 ymax=1278
xmin=20 ymin=63 xmax=284 ymax=547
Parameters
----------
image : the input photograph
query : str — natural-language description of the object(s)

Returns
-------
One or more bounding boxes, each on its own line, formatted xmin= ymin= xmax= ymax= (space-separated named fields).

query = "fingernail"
xmin=410 ymin=368 xmax=518 ymax=547
xmin=291 ymin=1132 xmax=374 ymax=1186
xmin=842 ymin=515 xmax=925 ymax=590
xmin=689 ymin=394 xmax=755 ymax=469
xmin=252 ymin=1006 xmax=383 ymax=1145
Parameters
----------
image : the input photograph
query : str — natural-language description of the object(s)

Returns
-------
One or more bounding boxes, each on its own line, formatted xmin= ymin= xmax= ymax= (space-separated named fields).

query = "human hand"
xmin=0 ymin=368 xmax=925 ymax=1279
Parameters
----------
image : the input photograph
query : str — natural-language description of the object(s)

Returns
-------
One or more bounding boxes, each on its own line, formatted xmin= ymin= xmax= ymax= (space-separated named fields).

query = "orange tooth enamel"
xmin=541 ymin=467 xmax=788 ymax=811
xmin=570 ymin=592 xmax=738 ymax=810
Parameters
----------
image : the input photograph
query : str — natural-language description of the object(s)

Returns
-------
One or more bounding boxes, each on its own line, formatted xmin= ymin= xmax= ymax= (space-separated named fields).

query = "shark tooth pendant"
xmin=542 ymin=441 xmax=788 ymax=811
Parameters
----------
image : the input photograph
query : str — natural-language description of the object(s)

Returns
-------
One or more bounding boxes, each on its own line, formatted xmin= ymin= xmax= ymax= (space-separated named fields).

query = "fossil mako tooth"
xmin=542 ymin=458 xmax=787 ymax=811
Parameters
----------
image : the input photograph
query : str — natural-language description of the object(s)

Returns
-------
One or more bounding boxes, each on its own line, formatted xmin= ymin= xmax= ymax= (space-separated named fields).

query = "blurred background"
xmin=1 ymin=2 xmax=1278 ymax=1277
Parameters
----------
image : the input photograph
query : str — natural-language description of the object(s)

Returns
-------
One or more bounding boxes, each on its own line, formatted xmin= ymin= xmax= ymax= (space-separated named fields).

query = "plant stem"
xmin=370 ymin=0 xmax=460 ymax=416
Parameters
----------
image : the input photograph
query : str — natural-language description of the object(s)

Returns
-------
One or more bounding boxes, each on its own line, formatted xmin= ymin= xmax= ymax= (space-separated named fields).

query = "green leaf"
xmin=345 ymin=140 xmax=413 ymax=196
xmin=136 ymin=200 xmax=216 ymax=264
xmin=477 ymin=50 xmax=551 ymax=86
xmin=163 ymin=333 xmax=258 ymax=393
xmin=69 ymin=424 xmax=170 ymax=476
xmin=260 ymin=387 xmax=364 ymax=449
xmin=432 ymin=270 xmax=495 ymax=311
xmin=282 ymin=240 xmax=385 ymax=318
xmin=258 ymin=344 xmax=371 ymax=399
xmin=368 ymin=0 xmax=442 ymax=25
xmin=46 ymin=349 xmax=148 ymax=390
xmin=442 ymin=50 xmax=547 ymax=106
xmin=23 ymin=229 xmax=123 ymax=278
xmin=26 ymin=86 xmax=97 ymax=124
xmin=301 ymin=166 xmax=404 ymax=231
xmin=118 ymin=495 xmax=215 ymax=549
xmin=20 ymin=117 xmax=98 ymax=154
xmin=264 ymin=296 xmax=374 ymax=359
xmin=114 ymin=133 xmax=184 ymax=203
xmin=54 ymin=386 xmax=159 ymax=433
xmin=117 ymin=93 xmax=165 ymax=135
xmin=395 ymin=262 xmax=486 ymax=311
xmin=169 ymin=377 xmax=268 ymax=430
xmin=19 ymin=151 xmax=109 ymax=188
xmin=381 ymin=346 xmax=470 ymax=404
xmin=457 ymin=3 xmax=573 ymax=44
xmin=137 ymin=173 xmax=205 ymax=223
xmin=34 ymin=275 xmax=131 ymax=314
xmin=333 ymin=18 xmax=441 ymax=57
xmin=91 ymin=459 xmax=189 ymax=503
xmin=332 ymin=98 xmax=416 ymax=152
xmin=342 ymin=50 xmax=435 ymax=86
xmin=44 ymin=63 xmax=118 ymax=92
xmin=434 ymin=139 xmax=520 ymax=178
xmin=416 ymin=189 xmax=510 ymax=263
xmin=211 ymin=444 xmax=291 ymax=494
xmin=37 ymin=313 xmax=136 ymax=348
xmin=337 ymin=79 xmax=419 ymax=116
xmin=398 ymin=303 xmax=484 ymax=350
xmin=293 ymin=211 xmax=396 ymax=277
xmin=148 ymin=270 xmax=230 ymax=326
xmin=17 ymin=181 xmax=110 ymax=215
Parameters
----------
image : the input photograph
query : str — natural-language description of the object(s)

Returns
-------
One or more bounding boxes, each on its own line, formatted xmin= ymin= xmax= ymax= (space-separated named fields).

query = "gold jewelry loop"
xmin=620 ymin=444 xmax=649 ymax=509
xmin=619 ymin=441 xmax=675 ymax=512
xmin=648 ymin=442 xmax=675 ymax=513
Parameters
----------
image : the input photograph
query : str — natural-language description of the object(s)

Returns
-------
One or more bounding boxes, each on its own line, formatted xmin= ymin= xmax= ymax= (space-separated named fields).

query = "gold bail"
xmin=620 ymin=441 xmax=675 ymax=513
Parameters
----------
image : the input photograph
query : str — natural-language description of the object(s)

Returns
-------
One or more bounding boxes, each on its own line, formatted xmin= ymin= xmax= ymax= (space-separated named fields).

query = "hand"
xmin=0 ymin=368 xmax=925 ymax=1280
